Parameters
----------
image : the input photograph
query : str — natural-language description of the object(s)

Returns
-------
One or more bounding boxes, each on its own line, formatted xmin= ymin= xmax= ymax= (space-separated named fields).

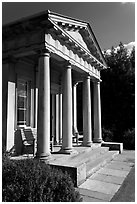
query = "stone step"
xmin=86 ymin=150 xmax=119 ymax=178
xmin=49 ymin=145 xmax=120 ymax=187
xmin=50 ymin=146 xmax=109 ymax=166
xmin=67 ymin=146 xmax=110 ymax=167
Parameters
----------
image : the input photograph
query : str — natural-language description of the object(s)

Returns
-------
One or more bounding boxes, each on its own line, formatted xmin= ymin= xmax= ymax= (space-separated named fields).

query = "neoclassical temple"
xmin=2 ymin=10 xmax=107 ymax=158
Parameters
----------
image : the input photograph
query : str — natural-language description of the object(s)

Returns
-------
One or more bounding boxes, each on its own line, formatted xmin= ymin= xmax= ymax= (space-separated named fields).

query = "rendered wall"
xmin=6 ymin=63 xmax=16 ymax=151
xmin=2 ymin=63 xmax=9 ymax=150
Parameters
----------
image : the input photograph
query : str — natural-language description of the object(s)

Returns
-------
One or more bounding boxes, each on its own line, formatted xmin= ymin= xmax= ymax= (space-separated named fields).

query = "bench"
xmin=73 ymin=132 xmax=83 ymax=144
xmin=21 ymin=128 xmax=35 ymax=156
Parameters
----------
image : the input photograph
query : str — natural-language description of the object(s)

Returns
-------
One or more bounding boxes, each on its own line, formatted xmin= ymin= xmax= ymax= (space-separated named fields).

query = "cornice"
xmin=48 ymin=10 xmax=87 ymax=27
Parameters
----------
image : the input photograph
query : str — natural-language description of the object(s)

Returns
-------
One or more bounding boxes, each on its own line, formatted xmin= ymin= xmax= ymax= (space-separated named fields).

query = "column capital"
xmin=64 ymin=60 xmax=74 ymax=69
xmin=37 ymin=48 xmax=51 ymax=57
xmin=72 ymin=81 xmax=78 ymax=87
xmin=92 ymin=78 xmax=102 ymax=84
xmin=66 ymin=62 xmax=72 ymax=69
xmin=87 ymin=75 xmax=91 ymax=80
xmin=67 ymin=64 xmax=72 ymax=69
xmin=83 ymin=74 xmax=91 ymax=81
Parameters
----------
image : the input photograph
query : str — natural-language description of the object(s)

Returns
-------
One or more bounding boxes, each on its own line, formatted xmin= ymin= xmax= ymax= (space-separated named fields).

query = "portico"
xmin=2 ymin=10 xmax=107 ymax=158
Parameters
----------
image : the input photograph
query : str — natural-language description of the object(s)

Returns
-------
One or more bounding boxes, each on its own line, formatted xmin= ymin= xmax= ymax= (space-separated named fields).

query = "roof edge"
xmin=3 ymin=10 xmax=49 ymax=28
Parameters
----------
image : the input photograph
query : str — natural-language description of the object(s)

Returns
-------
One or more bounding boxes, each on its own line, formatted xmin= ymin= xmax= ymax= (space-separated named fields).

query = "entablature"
xmin=45 ymin=33 xmax=100 ymax=79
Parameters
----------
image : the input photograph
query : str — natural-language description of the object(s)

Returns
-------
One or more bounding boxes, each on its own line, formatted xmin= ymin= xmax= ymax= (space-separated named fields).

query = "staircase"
xmin=48 ymin=145 xmax=119 ymax=187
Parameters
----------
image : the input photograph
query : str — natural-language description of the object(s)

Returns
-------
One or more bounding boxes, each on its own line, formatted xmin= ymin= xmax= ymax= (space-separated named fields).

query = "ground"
xmin=111 ymin=165 xmax=135 ymax=202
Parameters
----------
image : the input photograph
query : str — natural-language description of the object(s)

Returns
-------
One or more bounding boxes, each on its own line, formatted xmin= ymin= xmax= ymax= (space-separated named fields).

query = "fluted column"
xmin=36 ymin=51 xmax=51 ymax=158
xmin=60 ymin=64 xmax=73 ymax=153
xmin=83 ymin=76 xmax=92 ymax=146
xmin=93 ymin=81 xmax=102 ymax=143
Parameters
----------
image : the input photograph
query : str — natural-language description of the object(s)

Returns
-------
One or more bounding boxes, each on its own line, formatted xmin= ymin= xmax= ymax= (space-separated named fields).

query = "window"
xmin=17 ymin=79 xmax=30 ymax=126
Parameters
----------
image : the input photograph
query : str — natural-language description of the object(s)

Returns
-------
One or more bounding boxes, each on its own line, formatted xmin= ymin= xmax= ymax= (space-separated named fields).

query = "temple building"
xmin=2 ymin=10 xmax=108 ymax=159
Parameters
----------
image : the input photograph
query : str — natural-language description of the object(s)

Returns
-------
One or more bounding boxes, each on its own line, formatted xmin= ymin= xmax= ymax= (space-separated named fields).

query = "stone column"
xmin=83 ymin=76 xmax=92 ymax=146
xmin=55 ymin=94 xmax=59 ymax=144
xmin=36 ymin=51 xmax=51 ymax=158
xmin=51 ymin=94 xmax=55 ymax=139
xmin=59 ymin=94 xmax=62 ymax=144
xmin=35 ymin=69 xmax=38 ymax=129
xmin=60 ymin=64 xmax=73 ymax=153
xmin=93 ymin=81 xmax=102 ymax=143
xmin=72 ymin=83 xmax=78 ymax=135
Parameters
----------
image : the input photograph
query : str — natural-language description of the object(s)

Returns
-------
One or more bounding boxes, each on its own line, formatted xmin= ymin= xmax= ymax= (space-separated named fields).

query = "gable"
xmin=66 ymin=30 xmax=90 ymax=51
xmin=65 ymin=28 xmax=103 ymax=64
xmin=48 ymin=11 xmax=107 ymax=67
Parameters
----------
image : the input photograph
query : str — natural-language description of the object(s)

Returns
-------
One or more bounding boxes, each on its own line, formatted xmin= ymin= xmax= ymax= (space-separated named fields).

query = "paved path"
xmin=77 ymin=150 xmax=135 ymax=202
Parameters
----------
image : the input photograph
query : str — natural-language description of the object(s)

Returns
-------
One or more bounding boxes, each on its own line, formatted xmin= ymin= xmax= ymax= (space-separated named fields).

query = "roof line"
xmin=86 ymin=23 xmax=107 ymax=67
xmin=3 ymin=9 xmax=87 ymax=28
xmin=48 ymin=10 xmax=88 ymax=25
xmin=3 ymin=10 xmax=49 ymax=27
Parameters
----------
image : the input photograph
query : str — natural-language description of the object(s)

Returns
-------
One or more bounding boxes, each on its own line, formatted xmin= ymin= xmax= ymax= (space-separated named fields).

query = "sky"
xmin=2 ymin=1 xmax=135 ymax=50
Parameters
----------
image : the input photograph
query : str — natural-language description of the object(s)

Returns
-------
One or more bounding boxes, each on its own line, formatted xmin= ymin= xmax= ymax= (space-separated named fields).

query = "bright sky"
xmin=2 ymin=2 xmax=135 ymax=50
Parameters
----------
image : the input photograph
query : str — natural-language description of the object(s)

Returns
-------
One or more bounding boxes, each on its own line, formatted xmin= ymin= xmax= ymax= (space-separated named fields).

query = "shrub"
xmin=2 ymin=157 xmax=82 ymax=202
xmin=123 ymin=128 xmax=135 ymax=150
xmin=102 ymin=127 xmax=114 ymax=142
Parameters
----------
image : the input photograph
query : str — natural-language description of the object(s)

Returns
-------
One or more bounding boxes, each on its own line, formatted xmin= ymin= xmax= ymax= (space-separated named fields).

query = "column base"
xmin=59 ymin=147 xmax=78 ymax=155
xmin=82 ymin=141 xmax=93 ymax=147
xmin=93 ymin=138 xmax=103 ymax=143
xmin=35 ymin=152 xmax=51 ymax=161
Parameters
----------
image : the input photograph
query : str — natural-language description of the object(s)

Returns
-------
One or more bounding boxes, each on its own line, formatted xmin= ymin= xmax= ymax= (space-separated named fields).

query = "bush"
xmin=123 ymin=128 xmax=135 ymax=150
xmin=102 ymin=127 xmax=114 ymax=142
xmin=2 ymin=157 xmax=82 ymax=202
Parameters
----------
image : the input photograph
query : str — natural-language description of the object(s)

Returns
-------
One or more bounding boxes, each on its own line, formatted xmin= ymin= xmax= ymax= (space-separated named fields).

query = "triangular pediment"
xmin=48 ymin=11 xmax=107 ymax=67
xmin=66 ymin=30 xmax=90 ymax=52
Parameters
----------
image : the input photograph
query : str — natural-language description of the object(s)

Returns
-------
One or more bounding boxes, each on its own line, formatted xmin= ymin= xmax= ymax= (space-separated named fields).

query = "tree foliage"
xmin=101 ymin=42 xmax=135 ymax=142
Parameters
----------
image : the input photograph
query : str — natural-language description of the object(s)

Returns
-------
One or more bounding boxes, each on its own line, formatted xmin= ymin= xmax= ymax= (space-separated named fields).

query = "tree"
xmin=101 ymin=42 xmax=135 ymax=142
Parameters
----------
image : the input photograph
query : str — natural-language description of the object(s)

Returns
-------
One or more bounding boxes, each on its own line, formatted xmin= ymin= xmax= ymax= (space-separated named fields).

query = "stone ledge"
xmin=101 ymin=142 xmax=123 ymax=154
xmin=49 ymin=162 xmax=86 ymax=187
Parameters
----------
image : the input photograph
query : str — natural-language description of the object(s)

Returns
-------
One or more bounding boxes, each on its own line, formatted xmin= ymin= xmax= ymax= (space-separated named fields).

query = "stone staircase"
xmin=48 ymin=145 xmax=119 ymax=187
xmin=86 ymin=150 xmax=118 ymax=178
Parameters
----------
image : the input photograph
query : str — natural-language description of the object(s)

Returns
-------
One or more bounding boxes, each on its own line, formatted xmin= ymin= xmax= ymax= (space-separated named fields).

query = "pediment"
xmin=48 ymin=11 xmax=106 ymax=66
xmin=66 ymin=30 xmax=90 ymax=51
